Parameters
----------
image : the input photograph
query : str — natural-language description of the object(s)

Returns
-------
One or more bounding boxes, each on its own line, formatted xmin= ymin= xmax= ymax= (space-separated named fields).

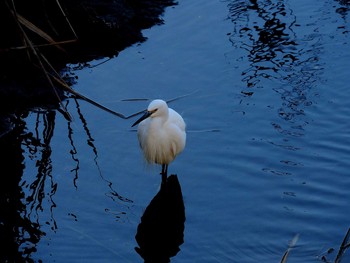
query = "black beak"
xmin=132 ymin=110 xmax=151 ymax=127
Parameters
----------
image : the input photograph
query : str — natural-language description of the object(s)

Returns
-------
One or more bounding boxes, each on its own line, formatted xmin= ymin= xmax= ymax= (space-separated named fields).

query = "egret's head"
xmin=147 ymin=99 xmax=168 ymax=118
xmin=132 ymin=99 xmax=168 ymax=127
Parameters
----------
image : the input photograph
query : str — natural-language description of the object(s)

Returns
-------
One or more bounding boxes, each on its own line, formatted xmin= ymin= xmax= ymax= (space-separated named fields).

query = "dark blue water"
xmin=5 ymin=0 xmax=350 ymax=262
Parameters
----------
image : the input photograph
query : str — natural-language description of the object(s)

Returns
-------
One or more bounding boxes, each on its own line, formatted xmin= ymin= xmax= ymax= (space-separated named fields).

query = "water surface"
xmin=2 ymin=0 xmax=350 ymax=262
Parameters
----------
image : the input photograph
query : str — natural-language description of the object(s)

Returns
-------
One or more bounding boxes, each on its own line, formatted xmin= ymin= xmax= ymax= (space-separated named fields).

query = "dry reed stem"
xmin=4 ymin=0 xmax=127 ymax=121
xmin=14 ymin=12 xmax=66 ymax=52
xmin=50 ymin=74 xmax=126 ymax=119
xmin=55 ymin=0 xmax=78 ymax=38
xmin=9 ymin=1 xmax=125 ymax=120
xmin=0 ymin=39 xmax=77 ymax=52
xmin=280 ymin=234 xmax=299 ymax=263
xmin=7 ymin=0 xmax=72 ymax=120
xmin=334 ymin=228 xmax=350 ymax=263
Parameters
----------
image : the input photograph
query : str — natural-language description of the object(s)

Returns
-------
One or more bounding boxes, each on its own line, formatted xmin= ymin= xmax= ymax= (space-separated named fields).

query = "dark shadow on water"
xmin=0 ymin=102 xmax=131 ymax=261
xmin=135 ymin=175 xmax=185 ymax=263
xmin=0 ymin=113 xmax=47 ymax=262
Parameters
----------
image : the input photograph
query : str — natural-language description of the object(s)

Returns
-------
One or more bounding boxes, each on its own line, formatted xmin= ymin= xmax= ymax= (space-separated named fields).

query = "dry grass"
xmin=280 ymin=228 xmax=350 ymax=263
xmin=3 ymin=0 xmax=126 ymax=120
xmin=334 ymin=228 xmax=350 ymax=263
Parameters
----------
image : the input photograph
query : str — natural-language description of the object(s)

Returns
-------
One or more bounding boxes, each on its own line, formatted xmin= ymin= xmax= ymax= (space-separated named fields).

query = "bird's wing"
xmin=169 ymin=109 xmax=186 ymax=131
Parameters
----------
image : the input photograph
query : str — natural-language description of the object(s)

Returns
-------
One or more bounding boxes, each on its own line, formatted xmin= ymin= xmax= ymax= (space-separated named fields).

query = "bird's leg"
xmin=161 ymin=164 xmax=168 ymax=184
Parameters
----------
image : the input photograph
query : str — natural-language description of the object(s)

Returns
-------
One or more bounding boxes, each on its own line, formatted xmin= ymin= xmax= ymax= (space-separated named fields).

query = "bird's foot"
xmin=161 ymin=172 xmax=167 ymax=185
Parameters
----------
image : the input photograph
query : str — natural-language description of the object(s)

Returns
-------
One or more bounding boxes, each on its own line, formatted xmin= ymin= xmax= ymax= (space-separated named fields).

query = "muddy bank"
xmin=0 ymin=0 xmax=177 ymax=109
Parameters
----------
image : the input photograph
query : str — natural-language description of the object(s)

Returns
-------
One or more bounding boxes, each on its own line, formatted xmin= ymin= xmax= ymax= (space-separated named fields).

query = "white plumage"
xmin=132 ymin=99 xmax=186 ymax=181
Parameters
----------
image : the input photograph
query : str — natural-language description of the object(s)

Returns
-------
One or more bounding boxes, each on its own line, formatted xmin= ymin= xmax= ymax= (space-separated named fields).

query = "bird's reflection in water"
xmin=135 ymin=175 xmax=185 ymax=263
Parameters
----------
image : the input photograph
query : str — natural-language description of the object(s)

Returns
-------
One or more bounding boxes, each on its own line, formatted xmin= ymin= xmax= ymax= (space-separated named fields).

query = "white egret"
xmin=132 ymin=99 xmax=186 ymax=182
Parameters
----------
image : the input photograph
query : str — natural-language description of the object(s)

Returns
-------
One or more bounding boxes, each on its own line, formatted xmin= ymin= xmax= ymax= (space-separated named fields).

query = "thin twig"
xmin=121 ymin=98 xmax=149 ymax=102
xmin=125 ymin=90 xmax=199 ymax=119
xmin=166 ymin=89 xmax=199 ymax=104
xmin=280 ymin=234 xmax=299 ymax=263
xmin=5 ymin=0 xmax=31 ymax=59
xmin=1 ymin=39 xmax=77 ymax=52
xmin=15 ymin=12 xmax=66 ymax=52
xmin=55 ymin=0 xmax=78 ymax=38
xmin=50 ymin=74 xmax=126 ymax=119
xmin=335 ymin=228 xmax=350 ymax=263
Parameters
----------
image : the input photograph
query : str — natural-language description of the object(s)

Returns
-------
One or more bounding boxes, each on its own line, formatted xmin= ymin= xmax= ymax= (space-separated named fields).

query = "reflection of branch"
xmin=26 ymin=111 xmax=58 ymax=232
xmin=74 ymin=98 xmax=133 ymax=205
xmin=0 ymin=115 xmax=45 ymax=262
xmin=66 ymin=100 xmax=79 ymax=188
xmin=75 ymin=98 xmax=96 ymax=154
xmin=232 ymin=1 xmax=297 ymax=88
xmin=227 ymin=0 xmax=322 ymax=139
